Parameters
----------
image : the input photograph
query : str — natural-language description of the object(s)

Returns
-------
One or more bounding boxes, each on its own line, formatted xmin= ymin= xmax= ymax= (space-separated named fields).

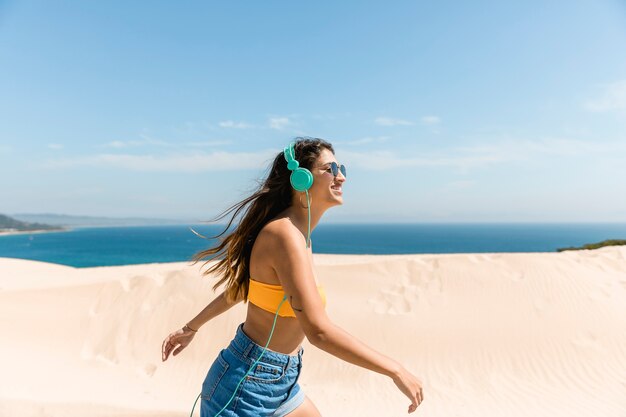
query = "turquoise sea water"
xmin=0 ymin=223 xmax=625 ymax=268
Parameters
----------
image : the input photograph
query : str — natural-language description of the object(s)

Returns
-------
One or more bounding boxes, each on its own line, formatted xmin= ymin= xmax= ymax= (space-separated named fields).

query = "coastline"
xmin=0 ymin=228 xmax=70 ymax=237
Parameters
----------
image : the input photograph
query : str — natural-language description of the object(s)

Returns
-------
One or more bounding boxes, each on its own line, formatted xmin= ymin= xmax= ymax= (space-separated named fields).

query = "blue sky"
xmin=1 ymin=1 xmax=625 ymax=223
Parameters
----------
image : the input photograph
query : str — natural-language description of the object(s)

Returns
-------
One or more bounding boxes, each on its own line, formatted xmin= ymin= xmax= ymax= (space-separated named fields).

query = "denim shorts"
xmin=200 ymin=322 xmax=305 ymax=417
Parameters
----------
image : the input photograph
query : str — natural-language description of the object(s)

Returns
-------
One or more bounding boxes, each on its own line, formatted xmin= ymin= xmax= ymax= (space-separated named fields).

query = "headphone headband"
xmin=283 ymin=141 xmax=299 ymax=170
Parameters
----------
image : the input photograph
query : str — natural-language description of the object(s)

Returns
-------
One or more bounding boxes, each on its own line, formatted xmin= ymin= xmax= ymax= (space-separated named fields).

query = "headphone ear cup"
xmin=290 ymin=168 xmax=313 ymax=191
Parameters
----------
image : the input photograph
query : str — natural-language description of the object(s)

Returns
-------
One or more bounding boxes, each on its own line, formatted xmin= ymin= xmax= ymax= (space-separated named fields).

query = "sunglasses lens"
xmin=329 ymin=162 xmax=337 ymax=176
xmin=330 ymin=162 xmax=346 ymax=178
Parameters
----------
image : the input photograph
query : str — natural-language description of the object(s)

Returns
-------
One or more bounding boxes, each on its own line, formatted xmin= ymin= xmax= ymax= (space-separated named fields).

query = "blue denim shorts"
xmin=200 ymin=323 xmax=305 ymax=417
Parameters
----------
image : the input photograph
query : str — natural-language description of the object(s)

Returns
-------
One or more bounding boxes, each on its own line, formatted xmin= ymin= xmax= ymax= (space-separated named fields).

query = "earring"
xmin=299 ymin=193 xmax=310 ymax=209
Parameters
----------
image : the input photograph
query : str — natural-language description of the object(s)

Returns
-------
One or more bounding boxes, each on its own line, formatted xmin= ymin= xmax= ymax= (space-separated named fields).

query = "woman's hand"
xmin=392 ymin=366 xmax=424 ymax=413
xmin=161 ymin=326 xmax=197 ymax=362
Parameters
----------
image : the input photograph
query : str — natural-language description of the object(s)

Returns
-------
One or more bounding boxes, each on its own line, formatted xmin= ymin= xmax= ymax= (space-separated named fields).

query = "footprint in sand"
xmin=509 ymin=271 xmax=525 ymax=282
xmin=367 ymin=285 xmax=418 ymax=315
xmin=119 ymin=275 xmax=143 ymax=292
xmin=413 ymin=258 xmax=439 ymax=273
xmin=80 ymin=343 xmax=94 ymax=360
xmin=407 ymin=259 xmax=443 ymax=293
xmin=151 ymin=273 xmax=166 ymax=287
xmin=95 ymin=353 xmax=119 ymax=366
xmin=467 ymin=254 xmax=482 ymax=264
xmin=467 ymin=254 xmax=496 ymax=264
xmin=533 ymin=294 xmax=551 ymax=314
xmin=139 ymin=363 xmax=157 ymax=378
xmin=571 ymin=330 xmax=606 ymax=353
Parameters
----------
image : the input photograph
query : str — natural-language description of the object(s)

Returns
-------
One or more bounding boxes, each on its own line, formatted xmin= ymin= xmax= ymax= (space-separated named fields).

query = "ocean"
xmin=0 ymin=223 xmax=625 ymax=268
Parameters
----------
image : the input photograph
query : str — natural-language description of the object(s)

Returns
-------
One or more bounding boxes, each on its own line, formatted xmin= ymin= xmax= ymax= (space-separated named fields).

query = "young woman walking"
xmin=162 ymin=138 xmax=424 ymax=416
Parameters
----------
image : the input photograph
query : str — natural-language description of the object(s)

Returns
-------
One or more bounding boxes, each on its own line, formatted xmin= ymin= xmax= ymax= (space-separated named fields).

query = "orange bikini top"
xmin=248 ymin=278 xmax=326 ymax=318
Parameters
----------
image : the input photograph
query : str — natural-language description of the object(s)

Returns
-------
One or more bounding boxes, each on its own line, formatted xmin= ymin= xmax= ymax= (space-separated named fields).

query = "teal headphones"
xmin=283 ymin=141 xmax=314 ymax=192
xmin=283 ymin=140 xmax=313 ymax=249
xmin=189 ymin=141 xmax=311 ymax=416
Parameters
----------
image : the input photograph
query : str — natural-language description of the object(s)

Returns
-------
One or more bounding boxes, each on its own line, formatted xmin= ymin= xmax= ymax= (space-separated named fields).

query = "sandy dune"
xmin=1 ymin=247 xmax=625 ymax=416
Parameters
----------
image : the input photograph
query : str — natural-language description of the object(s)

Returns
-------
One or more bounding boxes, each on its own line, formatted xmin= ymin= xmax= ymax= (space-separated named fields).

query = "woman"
xmin=161 ymin=138 xmax=424 ymax=416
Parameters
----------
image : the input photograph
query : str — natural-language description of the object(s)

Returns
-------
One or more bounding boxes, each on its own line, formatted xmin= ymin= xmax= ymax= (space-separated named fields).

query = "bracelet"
xmin=184 ymin=323 xmax=198 ymax=333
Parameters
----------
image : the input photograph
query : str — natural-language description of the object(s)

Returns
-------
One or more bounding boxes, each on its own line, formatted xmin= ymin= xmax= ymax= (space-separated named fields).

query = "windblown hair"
xmin=189 ymin=137 xmax=334 ymax=304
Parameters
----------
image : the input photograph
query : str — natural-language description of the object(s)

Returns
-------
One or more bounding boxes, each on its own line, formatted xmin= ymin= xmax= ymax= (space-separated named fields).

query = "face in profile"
xmin=310 ymin=148 xmax=346 ymax=207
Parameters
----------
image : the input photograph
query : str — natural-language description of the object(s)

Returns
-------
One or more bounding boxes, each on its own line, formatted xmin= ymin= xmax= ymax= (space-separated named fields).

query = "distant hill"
xmin=556 ymin=239 xmax=626 ymax=252
xmin=0 ymin=214 xmax=65 ymax=233
xmin=10 ymin=213 xmax=197 ymax=227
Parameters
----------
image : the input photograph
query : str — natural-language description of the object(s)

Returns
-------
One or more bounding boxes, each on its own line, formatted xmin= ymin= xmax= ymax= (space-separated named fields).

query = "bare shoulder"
xmin=258 ymin=217 xmax=305 ymax=249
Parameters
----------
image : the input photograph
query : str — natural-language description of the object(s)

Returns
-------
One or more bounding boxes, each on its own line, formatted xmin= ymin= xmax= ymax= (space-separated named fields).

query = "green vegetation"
xmin=0 ymin=214 xmax=65 ymax=233
xmin=557 ymin=239 xmax=626 ymax=252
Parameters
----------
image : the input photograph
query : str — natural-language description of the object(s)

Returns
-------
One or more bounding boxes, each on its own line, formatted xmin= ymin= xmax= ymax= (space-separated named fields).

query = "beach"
xmin=1 ymin=247 xmax=625 ymax=416
xmin=0 ymin=229 xmax=69 ymax=237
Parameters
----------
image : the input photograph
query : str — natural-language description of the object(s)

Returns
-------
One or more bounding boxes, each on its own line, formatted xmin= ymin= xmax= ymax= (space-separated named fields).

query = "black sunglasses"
xmin=324 ymin=162 xmax=347 ymax=178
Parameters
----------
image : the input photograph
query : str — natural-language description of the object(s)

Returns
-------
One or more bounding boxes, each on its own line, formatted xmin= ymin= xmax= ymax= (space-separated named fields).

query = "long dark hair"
xmin=189 ymin=137 xmax=335 ymax=304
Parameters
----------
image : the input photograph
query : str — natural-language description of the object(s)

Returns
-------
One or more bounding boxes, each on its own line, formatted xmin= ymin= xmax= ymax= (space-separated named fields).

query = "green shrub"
xmin=557 ymin=239 xmax=626 ymax=252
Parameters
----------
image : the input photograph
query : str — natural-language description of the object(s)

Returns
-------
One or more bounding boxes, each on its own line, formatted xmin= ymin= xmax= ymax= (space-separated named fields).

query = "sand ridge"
xmin=1 ymin=246 xmax=625 ymax=416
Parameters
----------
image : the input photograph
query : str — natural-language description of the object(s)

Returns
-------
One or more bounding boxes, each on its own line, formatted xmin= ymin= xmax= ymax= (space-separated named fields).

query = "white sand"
xmin=0 ymin=229 xmax=69 ymax=237
xmin=1 ymin=247 xmax=625 ymax=416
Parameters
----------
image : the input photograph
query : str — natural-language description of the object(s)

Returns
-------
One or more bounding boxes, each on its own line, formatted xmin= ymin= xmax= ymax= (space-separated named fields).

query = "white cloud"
xmin=421 ymin=116 xmax=441 ymax=125
xmin=454 ymin=137 xmax=626 ymax=157
xmin=338 ymin=137 xmax=626 ymax=171
xmin=100 ymin=135 xmax=173 ymax=149
xmin=185 ymin=140 xmax=232 ymax=147
xmin=337 ymin=136 xmax=391 ymax=146
xmin=269 ymin=117 xmax=291 ymax=130
xmin=585 ymin=80 xmax=626 ymax=112
xmin=103 ymin=140 xmax=126 ymax=148
xmin=339 ymin=149 xmax=501 ymax=171
xmin=41 ymin=150 xmax=279 ymax=173
xmin=38 ymin=137 xmax=625 ymax=174
xmin=172 ymin=121 xmax=216 ymax=136
xmin=374 ymin=117 xmax=413 ymax=126
xmin=47 ymin=143 xmax=64 ymax=150
xmin=102 ymin=136 xmax=230 ymax=149
xmin=218 ymin=120 xmax=254 ymax=129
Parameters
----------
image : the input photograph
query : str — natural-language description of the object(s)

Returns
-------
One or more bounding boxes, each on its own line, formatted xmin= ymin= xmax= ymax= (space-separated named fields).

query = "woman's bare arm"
xmin=266 ymin=223 xmax=403 ymax=379
xmin=186 ymin=291 xmax=242 ymax=331
xmin=310 ymin=323 xmax=401 ymax=377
